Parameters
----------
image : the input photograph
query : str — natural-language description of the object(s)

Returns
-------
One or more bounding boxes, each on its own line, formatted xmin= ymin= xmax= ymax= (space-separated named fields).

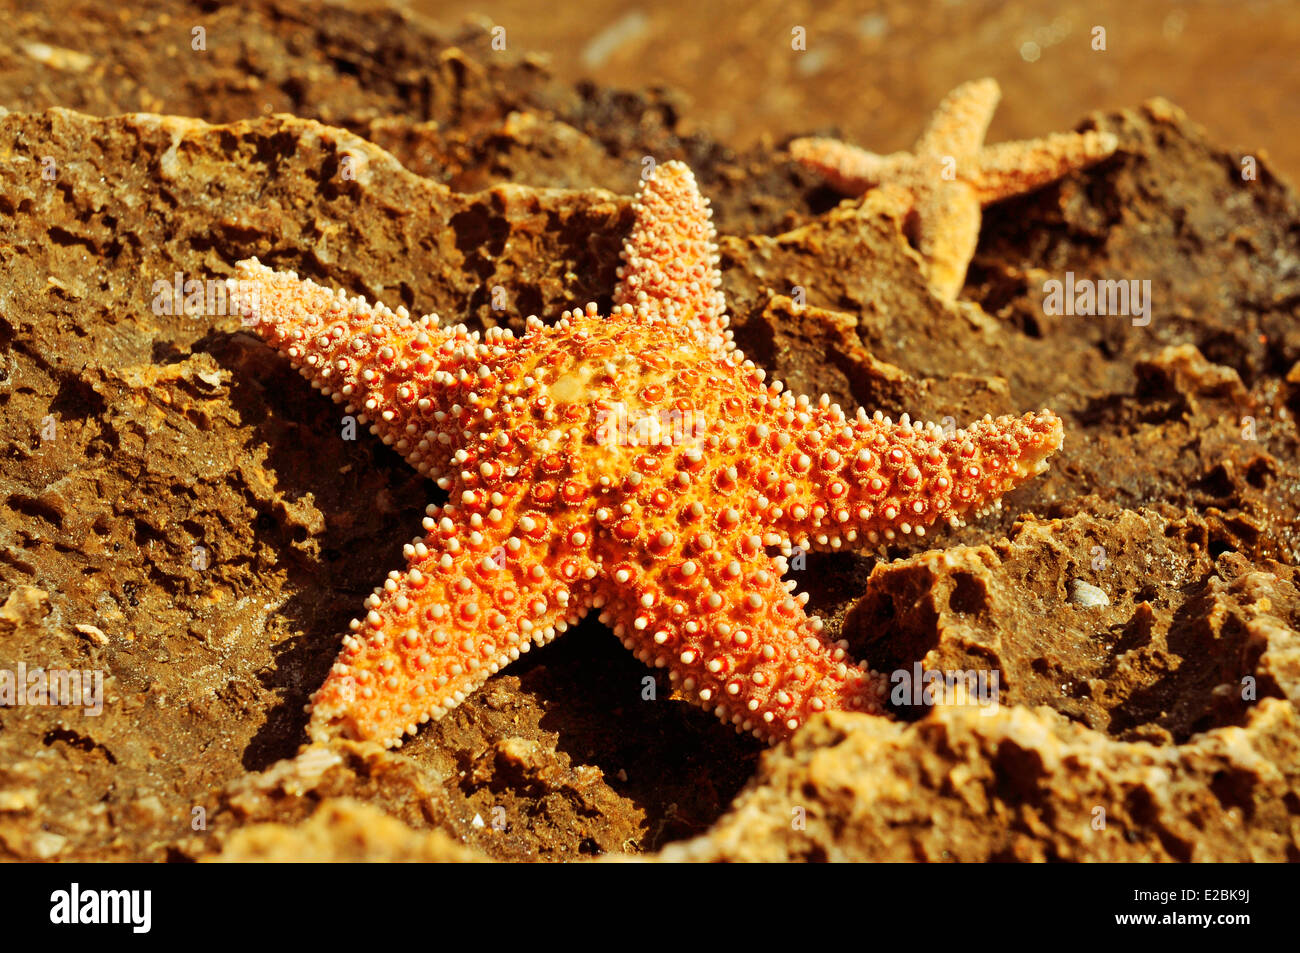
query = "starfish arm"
xmin=970 ymin=130 xmax=1119 ymax=204
xmin=914 ymin=77 xmax=1001 ymax=159
xmin=788 ymin=137 xmax=915 ymax=195
xmin=756 ymin=401 xmax=1064 ymax=552
xmin=613 ymin=160 xmax=731 ymax=352
xmin=910 ymin=182 xmax=983 ymax=301
xmin=594 ymin=530 xmax=885 ymax=743
xmin=308 ymin=489 xmax=596 ymax=747
xmin=229 ymin=259 xmax=490 ymax=480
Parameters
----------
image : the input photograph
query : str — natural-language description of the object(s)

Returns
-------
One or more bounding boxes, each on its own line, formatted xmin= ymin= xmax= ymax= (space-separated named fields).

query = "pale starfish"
xmin=228 ymin=161 xmax=1063 ymax=748
xmin=790 ymin=78 xmax=1119 ymax=300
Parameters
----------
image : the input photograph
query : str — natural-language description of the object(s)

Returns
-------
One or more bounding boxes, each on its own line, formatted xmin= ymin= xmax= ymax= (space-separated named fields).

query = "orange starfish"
xmin=229 ymin=161 xmax=1063 ymax=748
xmin=790 ymin=78 xmax=1118 ymax=300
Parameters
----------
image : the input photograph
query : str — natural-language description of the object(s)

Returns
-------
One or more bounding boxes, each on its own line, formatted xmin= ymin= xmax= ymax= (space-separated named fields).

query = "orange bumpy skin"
xmin=229 ymin=161 xmax=1063 ymax=748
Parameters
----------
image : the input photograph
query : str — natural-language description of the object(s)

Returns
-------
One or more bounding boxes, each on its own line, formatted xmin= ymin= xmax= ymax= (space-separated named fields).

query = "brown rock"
xmin=207 ymin=799 xmax=481 ymax=862
xmin=662 ymin=702 xmax=1300 ymax=862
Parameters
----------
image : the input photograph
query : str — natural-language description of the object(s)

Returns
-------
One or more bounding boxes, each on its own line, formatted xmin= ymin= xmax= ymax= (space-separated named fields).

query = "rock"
xmin=661 ymin=702 xmax=1300 ymax=862
xmin=206 ymin=799 xmax=481 ymax=862
xmin=845 ymin=507 xmax=1299 ymax=742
